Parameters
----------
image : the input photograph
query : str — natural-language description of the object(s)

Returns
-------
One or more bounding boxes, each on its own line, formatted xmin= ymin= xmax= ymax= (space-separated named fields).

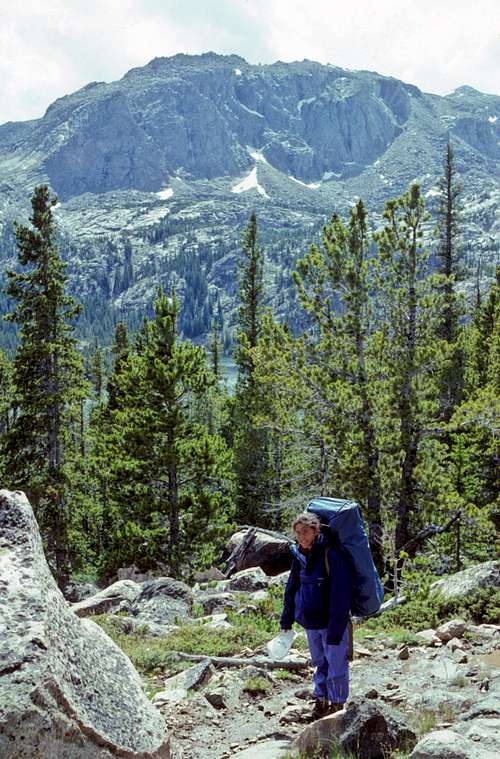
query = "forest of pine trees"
xmin=0 ymin=146 xmax=498 ymax=590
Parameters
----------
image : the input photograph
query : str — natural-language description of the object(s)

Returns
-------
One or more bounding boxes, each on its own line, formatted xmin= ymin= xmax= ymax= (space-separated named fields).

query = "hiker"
xmin=280 ymin=512 xmax=353 ymax=720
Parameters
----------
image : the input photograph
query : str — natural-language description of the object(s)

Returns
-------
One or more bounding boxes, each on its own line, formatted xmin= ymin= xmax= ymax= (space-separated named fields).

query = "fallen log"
xmin=174 ymin=652 xmax=309 ymax=670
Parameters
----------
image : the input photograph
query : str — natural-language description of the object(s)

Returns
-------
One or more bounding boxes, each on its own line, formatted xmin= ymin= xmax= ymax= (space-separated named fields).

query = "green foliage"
xmin=232 ymin=212 xmax=272 ymax=526
xmin=90 ymin=288 xmax=234 ymax=579
xmin=2 ymin=185 xmax=90 ymax=583
xmin=92 ymin=615 xmax=270 ymax=673
xmin=242 ymin=676 xmax=273 ymax=695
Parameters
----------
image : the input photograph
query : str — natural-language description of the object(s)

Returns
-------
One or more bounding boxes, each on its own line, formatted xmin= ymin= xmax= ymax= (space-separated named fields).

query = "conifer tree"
xmin=233 ymin=213 xmax=270 ymax=525
xmin=373 ymin=185 xmax=443 ymax=582
xmin=436 ymin=141 xmax=464 ymax=421
xmin=100 ymin=288 xmax=233 ymax=577
xmin=293 ymin=201 xmax=384 ymax=571
xmin=3 ymin=185 xmax=88 ymax=584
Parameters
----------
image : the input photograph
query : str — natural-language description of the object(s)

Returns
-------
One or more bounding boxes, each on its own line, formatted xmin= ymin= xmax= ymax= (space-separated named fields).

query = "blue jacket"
xmin=280 ymin=533 xmax=352 ymax=645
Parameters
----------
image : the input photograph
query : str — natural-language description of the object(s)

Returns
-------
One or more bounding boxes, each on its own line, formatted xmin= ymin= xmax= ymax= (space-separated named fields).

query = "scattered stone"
xmin=340 ymin=698 xmax=417 ymax=759
xmin=479 ymin=677 xmax=490 ymax=692
xmin=436 ymin=619 xmax=467 ymax=642
xmin=130 ymin=577 xmax=194 ymax=626
xmin=230 ymin=740 xmax=291 ymax=758
xmin=269 ymin=571 xmax=290 ymax=588
xmin=72 ymin=579 xmax=141 ymax=617
xmin=409 ymin=728 xmax=495 ymax=759
xmin=415 ymin=629 xmax=441 ymax=646
xmin=0 ymin=489 xmax=170 ymax=759
xmin=430 ymin=560 xmax=500 ymax=601
xmin=223 ymin=529 xmax=292 ymax=575
xmin=165 ymin=659 xmax=214 ymax=692
xmin=386 ymin=682 xmax=399 ymax=690
xmin=290 ymin=710 xmax=344 ymax=755
xmin=63 ymin=580 xmax=99 ymax=602
xmin=204 ymin=672 xmax=243 ymax=710
xmin=448 ymin=636 xmax=466 ymax=650
xmin=398 ymin=645 xmax=410 ymax=660
xmin=106 ymin=613 xmax=178 ymax=638
xmin=200 ymin=593 xmax=239 ymax=614
xmin=194 ymin=567 xmax=226 ymax=582
xmin=354 ymin=645 xmax=373 ymax=657
xmin=459 ymin=694 xmax=500 ymax=720
xmin=279 ymin=703 xmax=311 ymax=725
xmin=117 ymin=564 xmax=153 ymax=583
xmin=228 ymin=567 xmax=270 ymax=592
xmin=365 ymin=689 xmax=379 ymax=699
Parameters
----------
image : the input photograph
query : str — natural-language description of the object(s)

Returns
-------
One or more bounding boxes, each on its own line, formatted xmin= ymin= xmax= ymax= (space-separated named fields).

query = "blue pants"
xmin=306 ymin=626 xmax=349 ymax=703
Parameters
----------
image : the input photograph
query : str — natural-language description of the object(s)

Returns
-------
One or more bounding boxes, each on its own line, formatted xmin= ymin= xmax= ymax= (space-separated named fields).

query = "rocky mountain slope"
xmin=0 ymin=53 xmax=499 ymax=345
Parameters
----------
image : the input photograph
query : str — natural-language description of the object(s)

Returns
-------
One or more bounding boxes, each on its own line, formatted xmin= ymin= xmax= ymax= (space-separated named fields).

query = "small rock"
xmin=448 ymin=636 xmax=466 ymax=650
xmin=436 ymin=619 xmax=467 ymax=642
xmin=415 ymin=629 xmax=441 ymax=646
xmin=386 ymin=682 xmax=399 ymax=690
xmin=279 ymin=703 xmax=311 ymax=724
xmin=365 ymin=688 xmax=379 ymax=699
xmin=398 ymin=645 xmax=410 ymax=660
xmin=354 ymin=646 xmax=373 ymax=657
xmin=228 ymin=567 xmax=269 ymax=592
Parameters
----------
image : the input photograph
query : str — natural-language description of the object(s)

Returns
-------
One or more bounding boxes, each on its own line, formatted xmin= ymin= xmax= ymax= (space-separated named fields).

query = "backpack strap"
xmin=326 ymin=546 xmax=354 ymax=660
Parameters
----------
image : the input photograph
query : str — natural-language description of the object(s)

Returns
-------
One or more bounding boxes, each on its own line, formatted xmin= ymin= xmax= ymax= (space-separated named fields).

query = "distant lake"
xmin=220 ymin=355 xmax=238 ymax=393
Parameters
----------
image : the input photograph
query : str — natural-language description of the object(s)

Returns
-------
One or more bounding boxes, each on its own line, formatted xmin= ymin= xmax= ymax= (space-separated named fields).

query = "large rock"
xmin=0 ymin=489 xmax=170 ymax=759
xmin=72 ymin=579 xmax=141 ymax=617
xmin=430 ymin=560 xmax=500 ymax=601
xmin=228 ymin=567 xmax=269 ymax=592
xmin=339 ymin=698 xmax=417 ymax=759
xmin=290 ymin=710 xmax=344 ymax=755
xmin=153 ymin=659 xmax=214 ymax=707
xmin=409 ymin=728 xmax=497 ymax=759
xmin=223 ymin=529 xmax=292 ymax=576
xmin=436 ymin=619 xmax=467 ymax=642
xmin=130 ymin=577 xmax=194 ymax=625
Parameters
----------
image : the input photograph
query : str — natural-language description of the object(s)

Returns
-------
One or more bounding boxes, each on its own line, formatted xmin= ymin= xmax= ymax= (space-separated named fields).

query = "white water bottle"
xmin=266 ymin=629 xmax=297 ymax=660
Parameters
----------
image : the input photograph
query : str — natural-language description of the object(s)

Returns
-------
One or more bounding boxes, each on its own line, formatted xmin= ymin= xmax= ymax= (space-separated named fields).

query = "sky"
xmin=1 ymin=0 xmax=499 ymax=124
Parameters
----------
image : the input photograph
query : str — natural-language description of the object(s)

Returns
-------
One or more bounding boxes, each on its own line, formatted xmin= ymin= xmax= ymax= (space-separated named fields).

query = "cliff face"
xmin=2 ymin=53 xmax=498 ymax=201
xmin=0 ymin=54 xmax=498 ymax=343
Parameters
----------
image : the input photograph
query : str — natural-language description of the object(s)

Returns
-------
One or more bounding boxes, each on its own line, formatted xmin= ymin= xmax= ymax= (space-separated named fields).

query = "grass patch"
xmin=92 ymin=614 xmax=271 ymax=674
xmin=449 ymin=674 xmax=468 ymax=688
xmin=274 ymin=669 xmax=296 ymax=681
xmin=409 ymin=703 xmax=460 ymax=737
xmin=242 ymin=676 xmax=273 ymax=696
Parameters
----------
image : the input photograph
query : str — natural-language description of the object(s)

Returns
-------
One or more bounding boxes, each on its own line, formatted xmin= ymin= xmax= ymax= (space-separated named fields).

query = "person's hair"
xmin=292 ymin=512 xmax=321 ymax=532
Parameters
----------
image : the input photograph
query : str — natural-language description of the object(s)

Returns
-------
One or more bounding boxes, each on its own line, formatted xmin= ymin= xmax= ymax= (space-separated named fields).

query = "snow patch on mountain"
xmin=288 ymin=175 xmax=320 ymax=189
xmin=156 ymin=187 xmax=174 ymax=200
xmin=248 ymin=149 xmax=268 ymax=164
xmin=231 ymin=167 xmax=269 ymax=198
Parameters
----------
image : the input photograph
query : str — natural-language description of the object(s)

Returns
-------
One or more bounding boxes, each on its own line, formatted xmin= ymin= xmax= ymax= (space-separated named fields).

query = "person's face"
xmin=294 ymin=524 xmax=318 ymax=550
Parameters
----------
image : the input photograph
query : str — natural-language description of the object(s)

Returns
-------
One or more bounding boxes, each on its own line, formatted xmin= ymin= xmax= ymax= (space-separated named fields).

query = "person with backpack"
xmin=280 ymin=512 xmax=353 ymax=720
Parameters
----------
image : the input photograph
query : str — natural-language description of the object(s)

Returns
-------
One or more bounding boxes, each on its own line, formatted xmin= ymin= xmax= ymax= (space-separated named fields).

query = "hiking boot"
xmin=310 ymin=697 xmax=329 ymax=720
xmin=328 ymin=702 xmax=345 ymax=714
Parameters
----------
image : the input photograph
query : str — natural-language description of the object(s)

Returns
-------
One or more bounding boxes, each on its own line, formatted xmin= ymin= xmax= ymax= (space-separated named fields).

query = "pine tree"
xmin=436 ymin=141 xmax=464 ymax=421
xmin=373 ymin=185 xmax=443 ymax=584
xmin=99 ymin=288 xmax=233 ymax=577
xmin=293 ymin=201 xmax=384 ymax=571
xmin=3 ymin=185 xmax=88 ymax=584
xmin=232 ymin=213 xmax=270 ymax=525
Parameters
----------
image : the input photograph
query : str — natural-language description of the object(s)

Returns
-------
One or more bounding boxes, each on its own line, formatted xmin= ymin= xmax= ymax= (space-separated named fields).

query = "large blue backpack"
xmin=306 ymin=496 xmax=384 ymax=617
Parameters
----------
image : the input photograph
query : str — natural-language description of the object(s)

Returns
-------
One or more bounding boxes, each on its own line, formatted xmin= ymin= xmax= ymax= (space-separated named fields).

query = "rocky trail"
xmin=1 ymin=489 xmax=499 ymax=759
xmin=155 ymin=620 xmax=500 ymax=758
